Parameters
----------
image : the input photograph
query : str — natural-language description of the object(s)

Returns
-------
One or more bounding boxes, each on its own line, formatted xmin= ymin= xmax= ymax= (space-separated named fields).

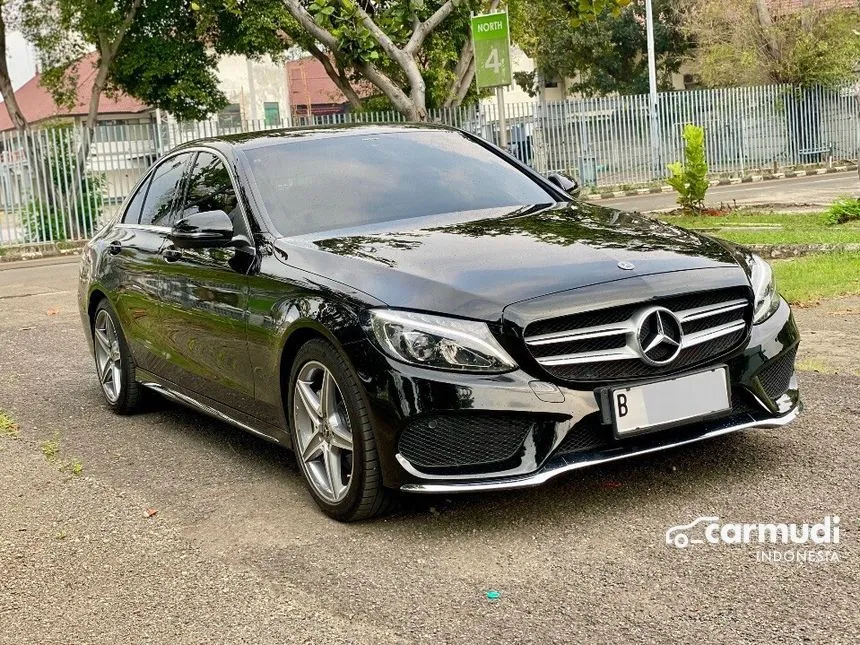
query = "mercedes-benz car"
xmin=78 ymin=124 xmax=800 ymax=521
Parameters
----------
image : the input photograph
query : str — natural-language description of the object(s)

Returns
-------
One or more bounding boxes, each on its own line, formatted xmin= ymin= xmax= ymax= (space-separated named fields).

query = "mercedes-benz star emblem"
xmin=617 ymin=261 xmax=635 ymax=271
xmin=635 ymin=307 xmax=684 ymax=366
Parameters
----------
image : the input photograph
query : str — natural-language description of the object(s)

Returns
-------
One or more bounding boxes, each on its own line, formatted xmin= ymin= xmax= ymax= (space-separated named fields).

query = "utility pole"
xmin=645 ymin=0 xmax=661 ymax=178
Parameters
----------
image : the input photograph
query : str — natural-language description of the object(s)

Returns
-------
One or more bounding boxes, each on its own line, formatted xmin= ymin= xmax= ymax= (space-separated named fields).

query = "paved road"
xmin=591 ymin=170 xmax=859 ymax=212
xmin=1 ymin=262 xmax=858 ymax=644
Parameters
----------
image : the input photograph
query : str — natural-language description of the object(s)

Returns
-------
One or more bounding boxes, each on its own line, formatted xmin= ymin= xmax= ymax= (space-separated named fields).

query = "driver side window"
xmin=179 ymin=152 xmax=240 ymax=223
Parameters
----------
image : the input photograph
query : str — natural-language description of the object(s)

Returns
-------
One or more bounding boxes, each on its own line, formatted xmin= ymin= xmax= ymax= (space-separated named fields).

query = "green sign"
xmin=471 ymin=11 xmax=512 ymax=90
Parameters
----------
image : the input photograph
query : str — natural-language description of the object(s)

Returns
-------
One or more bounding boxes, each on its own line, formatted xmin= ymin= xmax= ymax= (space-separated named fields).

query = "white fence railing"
xmin=1 ymin=84 xmax=858 ymax=246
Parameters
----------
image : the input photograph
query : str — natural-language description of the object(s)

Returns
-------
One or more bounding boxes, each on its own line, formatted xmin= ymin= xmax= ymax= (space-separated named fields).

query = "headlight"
xmin=750 ymin=253 xmax=780 ymax=324
xmin=368 ymin=310 xmax=517 ymax=373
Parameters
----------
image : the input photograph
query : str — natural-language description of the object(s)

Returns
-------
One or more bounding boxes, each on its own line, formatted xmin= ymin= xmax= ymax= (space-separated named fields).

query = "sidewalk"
xmin=589 ymin=167 xmax=859 ymax=212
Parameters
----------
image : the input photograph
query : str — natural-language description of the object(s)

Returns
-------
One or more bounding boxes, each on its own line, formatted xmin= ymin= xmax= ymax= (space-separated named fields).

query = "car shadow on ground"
xmin=128 ymin=385 xmax=789 ymax=532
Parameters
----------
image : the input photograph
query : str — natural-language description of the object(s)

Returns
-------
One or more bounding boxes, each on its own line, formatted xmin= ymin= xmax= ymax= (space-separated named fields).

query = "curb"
xmin=587 ymin=164 xmax=857 ymax=200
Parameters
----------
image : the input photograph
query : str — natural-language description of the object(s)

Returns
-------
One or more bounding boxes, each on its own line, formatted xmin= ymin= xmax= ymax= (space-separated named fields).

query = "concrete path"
xmin=590 ymin=170 xmax=859 ymax=212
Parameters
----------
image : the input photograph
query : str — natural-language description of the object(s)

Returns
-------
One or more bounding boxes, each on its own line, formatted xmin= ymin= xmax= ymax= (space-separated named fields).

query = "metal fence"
xmin=1 ymin=83 xmax=858 ymax=246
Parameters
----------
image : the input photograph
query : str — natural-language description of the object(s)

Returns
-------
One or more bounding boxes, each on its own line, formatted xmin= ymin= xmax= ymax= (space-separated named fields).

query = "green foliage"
xmin=41 ymin=433 xmax=60 ymax=461
xmin=0 ymin=410 xmax=19 ymax=439
xmin=22 ymin=126 xmax=104 ymax=243
xmin=22 ymin=0 xmax=226 ymax=121
xmin=691 ymin=1 xmax=860 ymax=88
xmin=666 ymin=124 xmax=709 ymax=213
xmin=822 ymin=196 xmax=860 ymax=226
xmin=509 ymin=0 xmax=691 ymax=96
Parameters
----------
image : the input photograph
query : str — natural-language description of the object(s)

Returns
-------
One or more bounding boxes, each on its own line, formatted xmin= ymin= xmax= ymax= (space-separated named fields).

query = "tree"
xmin=687 ymin=0 xmax=860 ymax=88
xmin=200 ymin=0 xmax=635 ymax=120
xmin=509 ymin=0 xmax=694 ymax=97
xmin=0 ymin=0 xmax=27 ymax=131
xmin=21 ymin=0 xmax=226 ymax=141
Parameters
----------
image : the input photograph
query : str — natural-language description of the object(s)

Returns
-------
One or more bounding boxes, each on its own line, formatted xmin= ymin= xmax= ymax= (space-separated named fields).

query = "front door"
xmin=156 ymin=151 xmax=258 ymax=413
xmin=106 ymin=152 xmax=191 ymax=374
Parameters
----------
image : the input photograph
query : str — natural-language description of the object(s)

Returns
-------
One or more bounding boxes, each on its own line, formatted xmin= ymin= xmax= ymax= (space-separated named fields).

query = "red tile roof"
xmin=0 ymin=52 xmax=150 ymax=131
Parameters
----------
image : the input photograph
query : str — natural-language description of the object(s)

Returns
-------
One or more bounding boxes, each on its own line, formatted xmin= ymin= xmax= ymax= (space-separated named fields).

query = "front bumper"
xmin=346 ymin=298 xmax=801 ymax=492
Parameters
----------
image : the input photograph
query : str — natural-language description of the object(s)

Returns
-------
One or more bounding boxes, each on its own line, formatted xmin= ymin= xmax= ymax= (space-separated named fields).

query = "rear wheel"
xmin=92 ymin=299 xmax=142 ymax=414
xmin=288 ymin=339 xmax=397 ymax=521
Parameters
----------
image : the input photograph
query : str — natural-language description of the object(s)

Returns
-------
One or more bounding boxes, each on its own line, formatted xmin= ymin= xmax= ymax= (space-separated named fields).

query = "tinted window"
xmin=179 ymin=152 xmax=239 ymax=221
xmin=244 ymin=130 xmax=555 ymax=236
xmin=140 ymin=154 xmax=189 ymax=226
xmin=122 ymin=177 xmax=149 ymax=224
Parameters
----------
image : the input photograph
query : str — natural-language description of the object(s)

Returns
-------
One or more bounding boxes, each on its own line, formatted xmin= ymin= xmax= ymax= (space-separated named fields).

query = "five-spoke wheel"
xmin=91 ymin=299 xmax=141 ymax=414
xmin=293 ymin=361 xmax=354 ymax=503
xmin=288 ymin=339 xmax=397 ymax=520
xmin=94 ymin=308 xmax=123 ymax=403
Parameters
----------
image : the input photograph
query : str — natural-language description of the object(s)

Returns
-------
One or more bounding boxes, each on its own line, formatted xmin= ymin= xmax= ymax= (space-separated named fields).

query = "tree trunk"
xmin=0 ymin=2 xmax=27 ymax=132
xmin=306 ymin=44 xmax=363 ymax=111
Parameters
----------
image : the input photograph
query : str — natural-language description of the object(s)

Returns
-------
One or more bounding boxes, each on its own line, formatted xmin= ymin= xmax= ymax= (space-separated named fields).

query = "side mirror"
xmin=170 ymin=210 xmax=234 ymax=249
xmin=547 ymin=173 xmax=581 ymax=199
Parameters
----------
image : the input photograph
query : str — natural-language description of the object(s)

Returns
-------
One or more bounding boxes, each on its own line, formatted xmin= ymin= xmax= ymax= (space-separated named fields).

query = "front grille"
xmin=756 ymin=347 xmax=797 ymax=400
xmin=398 ymin=413 xmax=534 ymax=470
xmin=524 ymin=287 xmax=752 ymax=383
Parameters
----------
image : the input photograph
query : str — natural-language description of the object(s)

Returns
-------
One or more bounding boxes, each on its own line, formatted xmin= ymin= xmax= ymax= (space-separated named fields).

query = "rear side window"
xmin=139 ymin=154 xmax=190 ymax=226
xmin=121 ymin=178 xmax=149 ymax=224
xmin=178 ymin=152 xmax=239 ymax=220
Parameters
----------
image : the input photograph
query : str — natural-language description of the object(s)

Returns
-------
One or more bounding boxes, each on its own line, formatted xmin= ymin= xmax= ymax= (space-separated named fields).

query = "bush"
xmin=667 ymin=124 xmax=709 ymax=213
xmin=20 ymin=126 xmax=104 ymax=243
xmin=821 ymin=196 xmax=860 ymax=226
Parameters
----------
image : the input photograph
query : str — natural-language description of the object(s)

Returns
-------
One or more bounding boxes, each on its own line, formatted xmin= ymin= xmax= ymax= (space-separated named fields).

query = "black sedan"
xmin=78 ymin=125 xmax=800 ymax=520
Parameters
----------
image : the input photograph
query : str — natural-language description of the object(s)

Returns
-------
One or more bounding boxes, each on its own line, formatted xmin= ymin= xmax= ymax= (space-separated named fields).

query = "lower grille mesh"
xmin=398 ymin=414 xmax=534 ymax=469
xmin=757 ymin=347 xmax=797 ymax=400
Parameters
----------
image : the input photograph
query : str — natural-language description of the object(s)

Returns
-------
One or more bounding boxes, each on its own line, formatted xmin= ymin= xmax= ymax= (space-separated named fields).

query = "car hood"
xmin=274 ymin=202 xmax=743 ymax=321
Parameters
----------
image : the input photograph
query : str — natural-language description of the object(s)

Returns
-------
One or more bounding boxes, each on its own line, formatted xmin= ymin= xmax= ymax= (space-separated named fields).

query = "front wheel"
xmin=288 ymin=339 xmax=397 ymax=521
xmin=92 ymin=299 xmax=142 ymax=414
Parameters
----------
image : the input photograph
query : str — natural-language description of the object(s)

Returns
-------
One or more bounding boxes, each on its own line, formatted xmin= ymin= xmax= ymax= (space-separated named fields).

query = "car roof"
xmin=173 ymin=122 xmax=461 ymax=154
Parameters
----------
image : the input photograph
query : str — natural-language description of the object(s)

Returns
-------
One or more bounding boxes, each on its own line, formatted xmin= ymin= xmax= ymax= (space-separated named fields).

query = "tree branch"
xmin=282 ymin=0 xmax=338 ymax=50
xmin=405 ymin=0 xmax=460 ymax=56
xmin=306 ymin=41 xmax=363 ymax=110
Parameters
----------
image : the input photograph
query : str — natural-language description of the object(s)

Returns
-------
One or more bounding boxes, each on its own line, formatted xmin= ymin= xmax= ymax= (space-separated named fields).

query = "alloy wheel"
xmin=94 ymin=309 xmax=123 ymax=403
xmin=293 ymin=361 xmax=355 ymax=503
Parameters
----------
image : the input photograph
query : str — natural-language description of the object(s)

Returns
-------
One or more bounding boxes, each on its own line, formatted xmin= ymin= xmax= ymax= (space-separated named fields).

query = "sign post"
xmin=471 ymin=11 xmax=512 ymax=150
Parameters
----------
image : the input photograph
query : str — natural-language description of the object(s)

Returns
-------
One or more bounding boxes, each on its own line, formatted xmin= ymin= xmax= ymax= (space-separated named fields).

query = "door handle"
xmin=108 ymin=240 xmax=122 ymax=255
xmin=162 ymin=247 xmax=182 ymax=262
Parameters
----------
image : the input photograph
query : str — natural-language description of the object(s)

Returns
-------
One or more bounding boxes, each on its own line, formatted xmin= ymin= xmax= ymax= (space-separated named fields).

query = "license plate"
xmin=609 ymin=366 xmax=731 ymax=438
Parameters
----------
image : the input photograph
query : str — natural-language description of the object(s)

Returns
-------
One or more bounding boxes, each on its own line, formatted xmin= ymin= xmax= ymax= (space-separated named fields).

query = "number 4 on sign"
xmin=485 ymin=47 xmax=502 ymax=74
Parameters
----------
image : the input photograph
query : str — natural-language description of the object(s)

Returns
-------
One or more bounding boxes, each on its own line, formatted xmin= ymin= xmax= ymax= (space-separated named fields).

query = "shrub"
xmin=667 ymin=124 xmax=709 ymax=213
xmin=20 ymin=126 xmax=104 ymax=243
xmin=821 ymin=196 xmax=860 ymax=226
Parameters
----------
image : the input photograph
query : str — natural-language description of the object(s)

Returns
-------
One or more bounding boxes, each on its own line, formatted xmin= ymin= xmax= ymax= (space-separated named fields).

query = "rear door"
xmin=156 ymin=150 xmax=258 ymax=413
xmin=104 ymin=152 xmax=192 ymax=374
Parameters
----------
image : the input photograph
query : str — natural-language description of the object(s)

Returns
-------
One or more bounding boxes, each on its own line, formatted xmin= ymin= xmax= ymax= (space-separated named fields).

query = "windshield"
xmin=243 ymin=129 xmax=556 ymax=236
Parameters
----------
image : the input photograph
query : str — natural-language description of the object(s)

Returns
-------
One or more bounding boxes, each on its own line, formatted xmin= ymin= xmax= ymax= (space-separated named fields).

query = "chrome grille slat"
xmin=537 ymin=346 xmax=639 ymax=366
xmin=680 ymin=320 xmax=747 ymax=348
xmin=525 ymin=322 xmax=632 ymax=346
xmin=522 ymin=288 xmax=752 ymax=382
xmin=677 ymin=299 xmax=748 ymax=322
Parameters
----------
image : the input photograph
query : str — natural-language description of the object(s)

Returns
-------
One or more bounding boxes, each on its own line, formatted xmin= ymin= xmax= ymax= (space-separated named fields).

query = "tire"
xmin=91 ymin=298 xmax=143 ymax=414
xmin=287 ymin=338 xmax=397 ymax=521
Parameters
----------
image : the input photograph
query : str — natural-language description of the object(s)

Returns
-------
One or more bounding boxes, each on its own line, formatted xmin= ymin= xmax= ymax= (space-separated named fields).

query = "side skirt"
xmin=136 ymin=368 xmax=289 ymax=447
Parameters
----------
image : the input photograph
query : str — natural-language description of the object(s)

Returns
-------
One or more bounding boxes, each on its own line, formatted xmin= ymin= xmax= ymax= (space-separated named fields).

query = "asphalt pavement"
xmin=1 ymin=262 xmax=858 ymax=644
